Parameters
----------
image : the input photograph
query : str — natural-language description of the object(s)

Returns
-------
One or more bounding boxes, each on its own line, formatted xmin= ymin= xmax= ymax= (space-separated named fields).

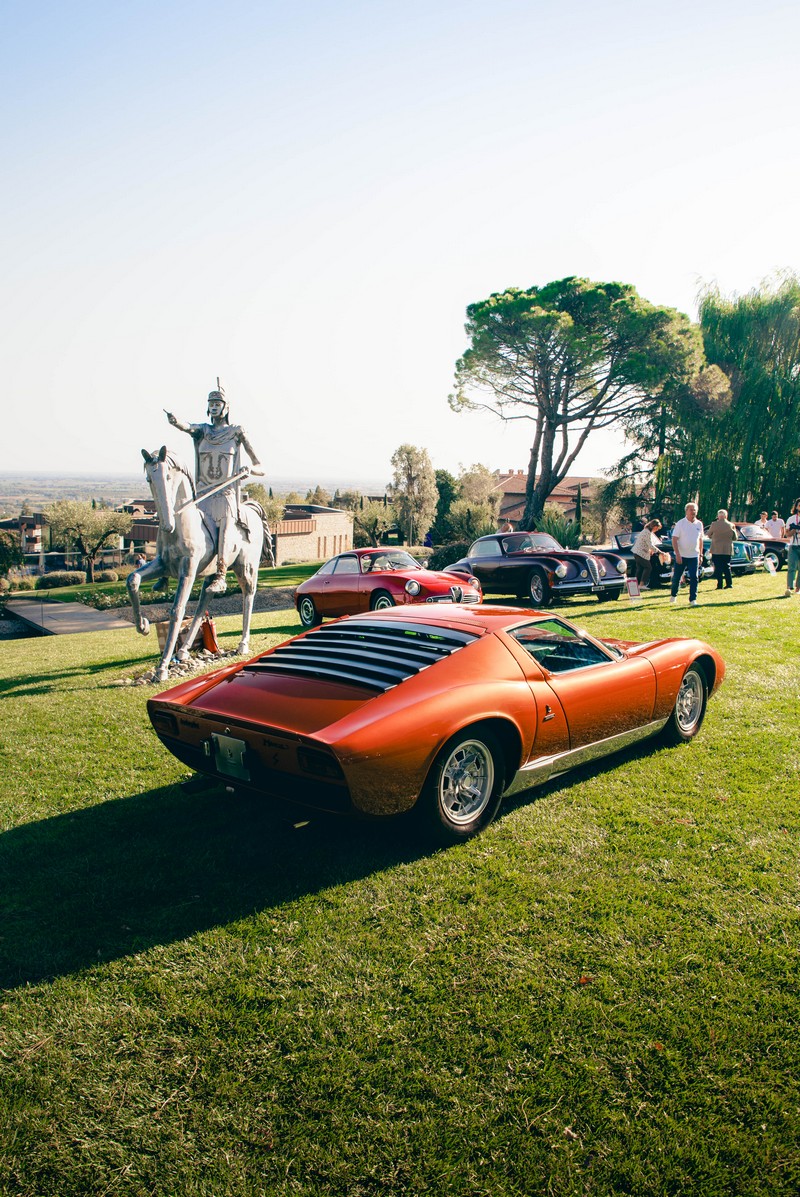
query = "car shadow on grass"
xmin=0 ymin=782 xmax=432 ymax=989
xmin=0 ymin=732 xmax=683 ymax=990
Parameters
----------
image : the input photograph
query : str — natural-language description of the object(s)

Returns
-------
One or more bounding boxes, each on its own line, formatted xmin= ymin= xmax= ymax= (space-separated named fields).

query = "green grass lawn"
xmin=12 ymin=562 xmax=320 ymax=607
xmin=1 ymin=575 xmax=799 ymax=1196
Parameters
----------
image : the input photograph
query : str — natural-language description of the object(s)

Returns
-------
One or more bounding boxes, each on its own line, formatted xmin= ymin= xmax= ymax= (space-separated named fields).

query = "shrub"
xmin=36 ymin=571 xmax=87 ymax=589
xmin=427 ymin=542 xmax=471 ymax=572
xmin=536 ymin=504 xmax=581 ymax=548
xmin=10 ymin=577 xmax=36 ymax=591
xmin=96 ymin=570 xmax=119 ymax=583
xmin=0 ymin=577 xmax=10 ymax=593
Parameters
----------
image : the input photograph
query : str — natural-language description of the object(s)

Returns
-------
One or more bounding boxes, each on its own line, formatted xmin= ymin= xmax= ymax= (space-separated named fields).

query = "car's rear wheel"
xmin=419 ymin=727 xmax=505 ymax=844
xmin=661 ymin=664 xmax=708 ymax=744
xmin=298 ymin=595 xmax=322 ymax=628
xmin=370 ymin=590 xmax=395 ymax=611
xmin=528 ymin=569 xmax=551 ymax=606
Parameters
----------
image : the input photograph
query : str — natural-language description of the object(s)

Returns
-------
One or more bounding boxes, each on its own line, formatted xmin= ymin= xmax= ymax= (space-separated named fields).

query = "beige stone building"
xmin=273 ymin=505 xmax=354 ymax=566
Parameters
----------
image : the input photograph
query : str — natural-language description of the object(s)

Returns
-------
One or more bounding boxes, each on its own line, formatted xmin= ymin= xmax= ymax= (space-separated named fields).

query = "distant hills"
xmin=0 ymin=472 xmax=389 ymax=512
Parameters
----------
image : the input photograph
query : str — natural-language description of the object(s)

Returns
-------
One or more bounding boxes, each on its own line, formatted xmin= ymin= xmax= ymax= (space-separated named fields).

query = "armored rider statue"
xmin=165 ymin=383 xmax=264 ymax=595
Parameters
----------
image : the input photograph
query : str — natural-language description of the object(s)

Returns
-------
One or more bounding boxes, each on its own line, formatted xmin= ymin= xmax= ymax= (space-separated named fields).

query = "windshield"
xmin=501 ymin=533 xmax=563 ymax=553
xmin=362 ymin=551 xmax=421 ymax=573
xmin=739 ymin=525 xmax=769 ymax=539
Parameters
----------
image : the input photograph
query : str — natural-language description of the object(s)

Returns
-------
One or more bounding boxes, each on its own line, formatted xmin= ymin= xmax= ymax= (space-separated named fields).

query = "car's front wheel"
xmin=419 ymin=727 xmax=505 ymax=844
xmin=298 ymin=595 xmax=322 ymax=628
xmin=661 ymin=664 xmax=708 ymax=745
xmin=370 ymin=590 xmax=395 ymax=611
xmin=765 ymin=550 xmax=782 ymax=571
xmin=596 ymin=588 xmax=621 ymax=602
xmin=528 ymin=569 xmax=551 ymax=606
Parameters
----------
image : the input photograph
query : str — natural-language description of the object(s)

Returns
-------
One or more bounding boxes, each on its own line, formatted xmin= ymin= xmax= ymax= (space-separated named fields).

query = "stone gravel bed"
xmin=116 ymin=585 xmax=296 ymax=625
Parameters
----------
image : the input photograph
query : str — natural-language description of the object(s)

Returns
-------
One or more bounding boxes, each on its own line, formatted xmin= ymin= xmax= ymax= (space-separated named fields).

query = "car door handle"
xmin=543 ymin=705 xmax=556 ymax=722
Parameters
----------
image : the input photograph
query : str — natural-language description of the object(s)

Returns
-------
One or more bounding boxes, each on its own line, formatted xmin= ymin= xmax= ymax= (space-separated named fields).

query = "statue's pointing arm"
xmin=240 ymin=428 xmax=265 ymax=476
xmin=164 ymin=411 xmax=194 ymax=434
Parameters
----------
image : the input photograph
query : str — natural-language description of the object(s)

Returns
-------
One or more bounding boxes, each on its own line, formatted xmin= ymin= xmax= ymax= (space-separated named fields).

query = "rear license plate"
xmin=212 ymin=733 xmax=250 ymax=782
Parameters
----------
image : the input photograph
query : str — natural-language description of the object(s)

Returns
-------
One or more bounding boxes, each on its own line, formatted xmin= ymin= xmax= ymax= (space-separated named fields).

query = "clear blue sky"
xmin=3 ymin=0 xmax=798 ymax=483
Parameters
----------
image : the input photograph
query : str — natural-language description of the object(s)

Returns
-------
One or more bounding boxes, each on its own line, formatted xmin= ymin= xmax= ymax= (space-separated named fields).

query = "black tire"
xmin=298 ymin=595 xmax=322 ymax=628
xmin=370 ymin=590 xmax=395 ymax=611
xmin=418 ymin=727 xmax=505 ymax=844
xmin=765 ymin=551 xmax=782 ymax=572
xmin=661 ymin=664 xmax=708 ymax=745
xmin=596 ymin=588 xmax=622 ymax=602
xmin=528 ymin=569 xmax=551 ymax=607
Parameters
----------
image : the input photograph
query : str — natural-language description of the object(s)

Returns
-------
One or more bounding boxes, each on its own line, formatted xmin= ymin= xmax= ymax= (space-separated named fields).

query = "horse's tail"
xmin=244 ymin=500 xmax=275 ymax=568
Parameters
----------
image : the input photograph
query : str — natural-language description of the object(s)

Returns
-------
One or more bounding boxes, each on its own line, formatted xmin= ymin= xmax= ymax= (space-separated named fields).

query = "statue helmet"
xmin=207 ymin=381 xmax=229 ymax=421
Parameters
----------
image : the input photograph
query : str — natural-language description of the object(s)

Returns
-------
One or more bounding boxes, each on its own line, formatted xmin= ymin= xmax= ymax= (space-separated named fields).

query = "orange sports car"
xmin=147 ymin=606 xmax=725 ymax=844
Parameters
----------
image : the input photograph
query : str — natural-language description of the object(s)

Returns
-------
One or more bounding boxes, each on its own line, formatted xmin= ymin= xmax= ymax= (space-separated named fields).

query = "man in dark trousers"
xmin=707 ymin=508 xmax=737 ymax=590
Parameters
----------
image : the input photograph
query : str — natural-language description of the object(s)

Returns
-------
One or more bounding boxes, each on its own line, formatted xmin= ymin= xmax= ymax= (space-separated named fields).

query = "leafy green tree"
xmin=451 ymin=278 xmax=704 ymax=527
xmin=606 ymin=363 xmax=731 ymax=522
xmin=306 ymin=485 xmax=331 ymax=506
xmin=387 ymin=444 xmax=438 ymax=544
xmin=429 ymin=469 xmax=459 ymax=544
xmin=334 ymin=489 xmax=362 ymax=512
xmin=457 ymin=463 xmax=500 ymax=511
xmin=683 ymin=278 xmax=800 ymax=515
xmin=46 ymin=501 xmax=132 ymax=582
xmin=245 ymin=483 xmax=285 ymax=529
xmin=354 ymin=500 xmax=395 ymax=547
xmin=445 ymin=500 xmax=497 ymax=542
xmin=0 ymin=529 xmax=24 ymax=577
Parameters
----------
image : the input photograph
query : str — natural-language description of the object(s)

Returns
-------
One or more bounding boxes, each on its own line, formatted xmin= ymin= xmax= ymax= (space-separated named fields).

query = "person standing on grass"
xmin=782 ymin=500 xmax=800 ymax=598
xmin=767 ymin=510 xmax=786 ymax=539
xmin=632 ymin=519 xmax=663 ymax=589
xmin=707 ymin=508 xmax=737 ymax=590
xmin=671 ymin=502 xmax=704 ymax=607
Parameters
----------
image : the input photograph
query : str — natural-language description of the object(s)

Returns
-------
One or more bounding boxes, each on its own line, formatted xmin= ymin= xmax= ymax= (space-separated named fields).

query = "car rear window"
xmin=243 ymin=620 xmax=479 ymax=693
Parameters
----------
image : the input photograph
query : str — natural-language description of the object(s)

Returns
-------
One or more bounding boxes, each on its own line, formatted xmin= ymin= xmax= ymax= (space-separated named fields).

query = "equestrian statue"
xmin=127 ymin=382 xmax=273 ymax=682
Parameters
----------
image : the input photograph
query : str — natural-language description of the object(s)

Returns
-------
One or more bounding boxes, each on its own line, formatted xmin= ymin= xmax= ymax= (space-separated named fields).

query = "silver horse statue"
xmin=127 ymin=446 xmax=271 ymax=682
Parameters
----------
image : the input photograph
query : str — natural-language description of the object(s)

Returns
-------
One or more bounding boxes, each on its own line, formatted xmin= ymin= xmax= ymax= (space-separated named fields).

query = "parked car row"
xmin=605 ymin=531 xmax=767 ymax=587
xmin=291 ymin=523 xmax=773 ymax=628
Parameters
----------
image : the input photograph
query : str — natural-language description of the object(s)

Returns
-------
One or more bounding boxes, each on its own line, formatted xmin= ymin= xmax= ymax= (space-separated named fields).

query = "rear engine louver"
xmin=242 ymin=620 xmax=478 ymax=693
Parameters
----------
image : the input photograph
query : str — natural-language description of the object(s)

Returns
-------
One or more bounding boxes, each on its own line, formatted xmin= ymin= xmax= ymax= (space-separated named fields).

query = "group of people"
xmin=631 ymin=500 xmax=800 ymax=605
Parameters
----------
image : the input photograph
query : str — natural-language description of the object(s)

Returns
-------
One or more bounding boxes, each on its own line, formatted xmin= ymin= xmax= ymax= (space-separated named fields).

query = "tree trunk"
xmin=85 ymin=555 xmax=96 ymax=583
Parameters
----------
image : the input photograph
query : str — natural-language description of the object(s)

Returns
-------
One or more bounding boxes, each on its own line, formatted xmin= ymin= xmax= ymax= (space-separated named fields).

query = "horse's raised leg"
xmin=234 ymin=548 xmax=259 ymax=657
xmin=153 ymin=561 xmax=199 ymax=682
xmin=126 ymin=556 xmax=166 ymax=636
xmin=176 ymin=576 xmax=214 ymax=662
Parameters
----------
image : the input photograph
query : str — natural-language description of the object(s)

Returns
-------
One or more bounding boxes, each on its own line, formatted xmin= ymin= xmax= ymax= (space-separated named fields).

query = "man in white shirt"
xmin=783 ymin=500 xmax=800 ymax=597
xmin=767 ymin=510 xmax=786 ymax=539
xmin=671 ymin=502 xmax=704 ymax=606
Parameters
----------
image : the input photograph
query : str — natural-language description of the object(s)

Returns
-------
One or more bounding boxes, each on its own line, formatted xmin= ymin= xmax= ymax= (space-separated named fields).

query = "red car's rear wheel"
xmin=298 ymin=595 xmax=322 ymax=628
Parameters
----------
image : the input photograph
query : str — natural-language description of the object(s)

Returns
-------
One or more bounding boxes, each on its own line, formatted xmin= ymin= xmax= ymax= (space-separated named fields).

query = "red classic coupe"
xmin=148 ymin=605 xmax=725 ymax=844
xmin=293 ymin=547 xmax=482 ymax=627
